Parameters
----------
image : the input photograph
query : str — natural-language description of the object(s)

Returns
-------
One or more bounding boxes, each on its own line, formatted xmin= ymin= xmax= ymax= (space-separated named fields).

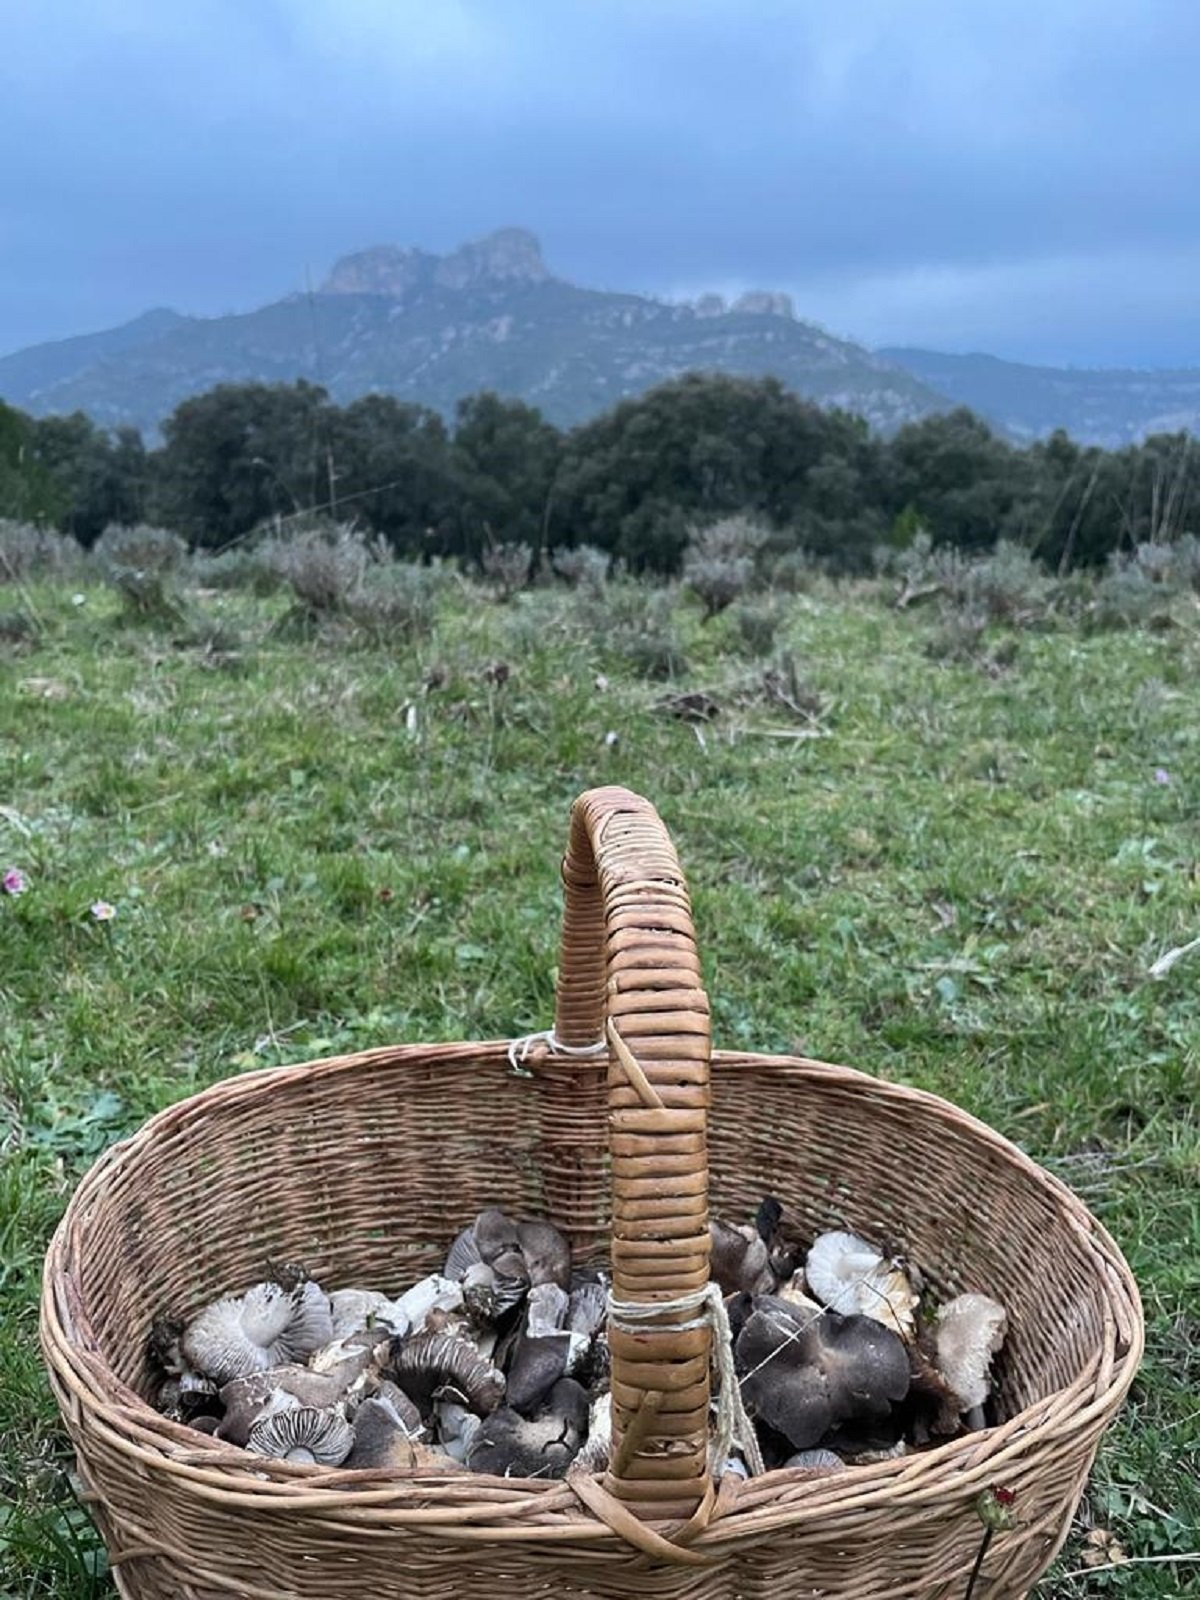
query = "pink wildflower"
xmin=3 ymin=867 xmax=28 ymax=896
xmin=90 ymin=900 xmax=117 ymax=922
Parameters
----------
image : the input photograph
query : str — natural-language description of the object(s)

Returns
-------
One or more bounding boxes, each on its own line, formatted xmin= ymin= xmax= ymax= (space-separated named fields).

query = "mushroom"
xmin=735 ymin=1298 xmax=911 ymax=1450
xmin=776 ymin=1273 xmax=825 ymax=1319
xmin=309 ymin=1328 xmax=387 ymax=1385
xmin=934 ymin=1293 xmax=1007 ymax=1427
xmin=566 ymin=1276 xmax=609 ymax=1338
xmin=328 ymin=1288 xmax=395 ymax=1340
xmin=516 ymin=1220 xmax=572 ymax=1291
xmin=504 ymin=1285 xmax=572 ymax=1414
xmin=467 ymin=1378 xmax=589 ymax=1479
xmin=391 ymin=1274 xmax=464 ymax=1335
xmin=386 ymin=1330 xmax=506 ymax=1419
xmin=246 ymin=1406 xmax=355 ymax=1466
xmin=756 ymin=1195 xmax=797 ymax=1281
xmin=472 ymin=1208 xmax=522 ymax=1264
xmin=436 ymin=1400 xmax=483 ymax=1461
xmin=216 ymin=1364 xmax=348 ymax=1446
xmin=784 ymin=1447 xmax=846 ymax=1474
xmin=460 ymin=1261 xmax=500 ymax=1324
xmin=804 ymin=1231 xmax=919 ymax=1340
xmin=343 ymin=1394 xmax=458 ymax=1471
xmin=710 ymin=1218 xmax=776 ymax=1296
xmin=572 ymin=1390 xmax=612 ymax=1472
xmin=180 ymin=1279 xmax=334 ymax=1385
xmin=489 ymin=1249 xmax=531 ymax=1316
xmin=444 ymin=1224 xmax=484 ymax=1280
xmin=902 ymin=1337 xmax=968 ymax=1444
xmin=156 ymin=1371 xmax=220 ymax=1424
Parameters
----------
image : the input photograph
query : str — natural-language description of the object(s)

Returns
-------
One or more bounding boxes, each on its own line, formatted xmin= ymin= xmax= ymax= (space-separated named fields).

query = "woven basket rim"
xmin=41 ymin=1039 xmax=1145 ymax=1539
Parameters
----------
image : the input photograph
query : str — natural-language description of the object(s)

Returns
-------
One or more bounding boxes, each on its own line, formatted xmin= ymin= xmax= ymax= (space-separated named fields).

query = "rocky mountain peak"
xmin=322 ymin=228 xmax=550 ymax=299
xmin=435 ymin=227 xmax=549 ymax=290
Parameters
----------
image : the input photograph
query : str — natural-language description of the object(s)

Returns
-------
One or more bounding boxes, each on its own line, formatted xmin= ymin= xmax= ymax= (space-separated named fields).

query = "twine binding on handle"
xmin=609 ymin=1285 xmax=766 ymax=1478
xmin=506 ymin=1029 xmax=607 ymax=1076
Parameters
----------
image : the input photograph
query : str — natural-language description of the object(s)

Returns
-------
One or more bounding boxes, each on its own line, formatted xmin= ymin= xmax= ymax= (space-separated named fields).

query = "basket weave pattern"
xmin=41 ymin=787 xmax=1142 ymax=1599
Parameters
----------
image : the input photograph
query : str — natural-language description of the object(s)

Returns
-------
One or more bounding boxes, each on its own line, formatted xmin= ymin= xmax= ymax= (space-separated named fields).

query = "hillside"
xmin=0 ymin=229 xmax=943 ymax=435
xmin=880 ymin=346 xmax=1200 ymax=447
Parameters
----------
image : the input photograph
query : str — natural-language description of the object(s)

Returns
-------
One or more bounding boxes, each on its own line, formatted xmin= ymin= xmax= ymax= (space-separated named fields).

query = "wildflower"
xmin=90 ymin=900 xmax=117 ymax=922
xmin=3 ymin=867 xmax=28 ymax=896
xmin=1153 ymin=767 xmax=1172 ymax=785
xmin=975 ymin=1484 xmax=1019 ymax=1532
xmin=71 ymin=593 xmax=86 ymax=607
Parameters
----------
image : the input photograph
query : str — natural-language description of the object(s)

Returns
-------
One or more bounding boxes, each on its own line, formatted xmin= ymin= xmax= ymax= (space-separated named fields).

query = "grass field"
xmin=1 ymin=568 xmax=1197 ymax=1595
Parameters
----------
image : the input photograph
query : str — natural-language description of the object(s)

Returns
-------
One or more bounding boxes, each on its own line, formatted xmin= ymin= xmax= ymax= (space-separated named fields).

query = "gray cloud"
xmin=2 ymin=1 xmax=1198 ymax=367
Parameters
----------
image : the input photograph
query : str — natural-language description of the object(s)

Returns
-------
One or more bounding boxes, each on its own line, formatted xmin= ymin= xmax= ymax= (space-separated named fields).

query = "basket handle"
xmin=555 ymin=787 xmax=712 ymax=1523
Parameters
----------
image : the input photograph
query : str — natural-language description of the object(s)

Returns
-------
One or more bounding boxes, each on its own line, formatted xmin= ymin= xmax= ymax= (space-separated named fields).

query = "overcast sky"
xmin=3 ymin=1 xmax=1199 ymax=367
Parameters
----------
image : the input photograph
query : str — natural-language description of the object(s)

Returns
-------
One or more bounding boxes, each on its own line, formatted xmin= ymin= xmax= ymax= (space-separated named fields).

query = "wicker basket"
xmin=42 ymin=785 xmax=1142 ymax=1600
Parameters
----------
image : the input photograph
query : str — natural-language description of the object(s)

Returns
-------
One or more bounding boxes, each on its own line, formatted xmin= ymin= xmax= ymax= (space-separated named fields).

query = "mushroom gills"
xmin=246 ymin=1405 xmax=354 ymax=1466
xmin=180 ymin=1279 xmax=334 ymax=1385
xmin=934 ymin=1293 xmax=1007 ymax=1421
xmin=804 ymin=1231 xmax=919 ymax=1340
xmin=386 ymin=1329 xmax=506 ymax=1419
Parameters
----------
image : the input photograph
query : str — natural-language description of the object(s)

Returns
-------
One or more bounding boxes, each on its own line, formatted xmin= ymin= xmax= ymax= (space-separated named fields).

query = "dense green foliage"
xmin=0 ymin=559 xmax=1197 ymax=1596
xmin=3 ymin=376 xmax=1200 ymax=576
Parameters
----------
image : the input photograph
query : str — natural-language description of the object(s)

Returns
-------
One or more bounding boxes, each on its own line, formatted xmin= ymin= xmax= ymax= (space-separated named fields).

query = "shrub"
xmin=1088 ymin=558 xmax=1173 ymax=631
xmin=107 ymin=568 xmax=189 ymax=627
xmin=260 ymin=524 xmax=372 ymax=617
xmin=768 ymin=548 xmax=821 ymax=593
xmin=0 ymin=607 xmax=38 ymax=646
xmin=552 ymin=543 xmax=611 ymax=594
xmin=682 ymin=514 xmax=771 ymax=619
xmin=189 ymin=548 xmax=285 ymax=596
xmin=481 ymin=541 xmax=534 ymax=600
xmin=962 ymin=540 xmax=1053 ymax=624
xmin=0 ymin=520 xmax=84 ymax=582
xmin=93 ymin=523 xmax=187 ymax=574
xmin=733 ymin=600 xmax=782 ymax=658
xmin=347 ymin=562 xmax=447 ymax=643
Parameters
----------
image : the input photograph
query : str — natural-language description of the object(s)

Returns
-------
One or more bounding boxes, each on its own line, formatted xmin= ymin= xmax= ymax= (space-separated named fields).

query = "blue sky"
xmin=2 ymin=1 xmax=1198 ymax=366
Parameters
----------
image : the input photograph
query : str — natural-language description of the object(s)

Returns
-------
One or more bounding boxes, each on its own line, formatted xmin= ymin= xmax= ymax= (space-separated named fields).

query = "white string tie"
xmin=609 ymin=1283 xmax=766 ymax=1478
xmin=506 ymin=1029 xmax=608 ymax=1076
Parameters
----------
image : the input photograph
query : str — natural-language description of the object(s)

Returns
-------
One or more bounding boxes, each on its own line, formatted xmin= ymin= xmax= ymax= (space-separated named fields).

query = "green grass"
xmin=1 ymin=574 xmax=1197 ymax=1596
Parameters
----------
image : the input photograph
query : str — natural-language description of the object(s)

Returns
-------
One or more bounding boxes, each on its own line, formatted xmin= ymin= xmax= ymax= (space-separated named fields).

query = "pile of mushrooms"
xmin=150 ymin=1199 xmax=1007 ymax=1482
xmin=714 ymin=1204 xmax=1008 ymax=1472
xmin=150 ymin=1209 xmax=610 ymax=1477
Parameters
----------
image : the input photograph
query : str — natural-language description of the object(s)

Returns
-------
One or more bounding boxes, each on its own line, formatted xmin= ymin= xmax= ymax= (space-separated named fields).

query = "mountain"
xmin=879 ymin=347 xmax=1200 ymax=447
xmin=0 ymin=228 xmax=942 ymax=435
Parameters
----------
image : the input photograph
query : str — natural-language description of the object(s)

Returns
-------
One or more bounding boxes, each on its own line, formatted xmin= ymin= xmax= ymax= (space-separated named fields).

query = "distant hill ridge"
xmin=1 ymin=227 xmax=1198 ymax=444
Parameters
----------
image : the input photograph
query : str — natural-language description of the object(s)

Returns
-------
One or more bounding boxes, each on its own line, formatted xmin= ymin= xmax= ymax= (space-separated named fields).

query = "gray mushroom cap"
xmin=735 ymin=1299 xmax=911 ymax=1450
xmin=328 ymin=1288 xmax=394 ymax=1340
xmin=566 ymin=1277 xmax=609 ymax=1338
xmin=467 ymin=1378 xmax=589 ymax=1479
xmin=711 ymin=1218 xmax=777 ymax=1297
xmin=517 ymin=1220 xmax=572 ymax=1291
xmin=505 ymin=1284 xmax=573 ymax=1413
xmin=246 ymin=1406 xmax=355 ymax=1466
xmin=489 ymin=1249 xmax=532 ymax=1315
xmin=343 ymin=1395 xmax=458 ymax=1471
xmin=473 ymin=1208 xmax=522 ymax=1265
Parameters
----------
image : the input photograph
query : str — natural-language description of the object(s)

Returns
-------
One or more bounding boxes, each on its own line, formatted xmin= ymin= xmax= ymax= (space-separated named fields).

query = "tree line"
xmin=1 ymin=373 xmax=1196 ymax=572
